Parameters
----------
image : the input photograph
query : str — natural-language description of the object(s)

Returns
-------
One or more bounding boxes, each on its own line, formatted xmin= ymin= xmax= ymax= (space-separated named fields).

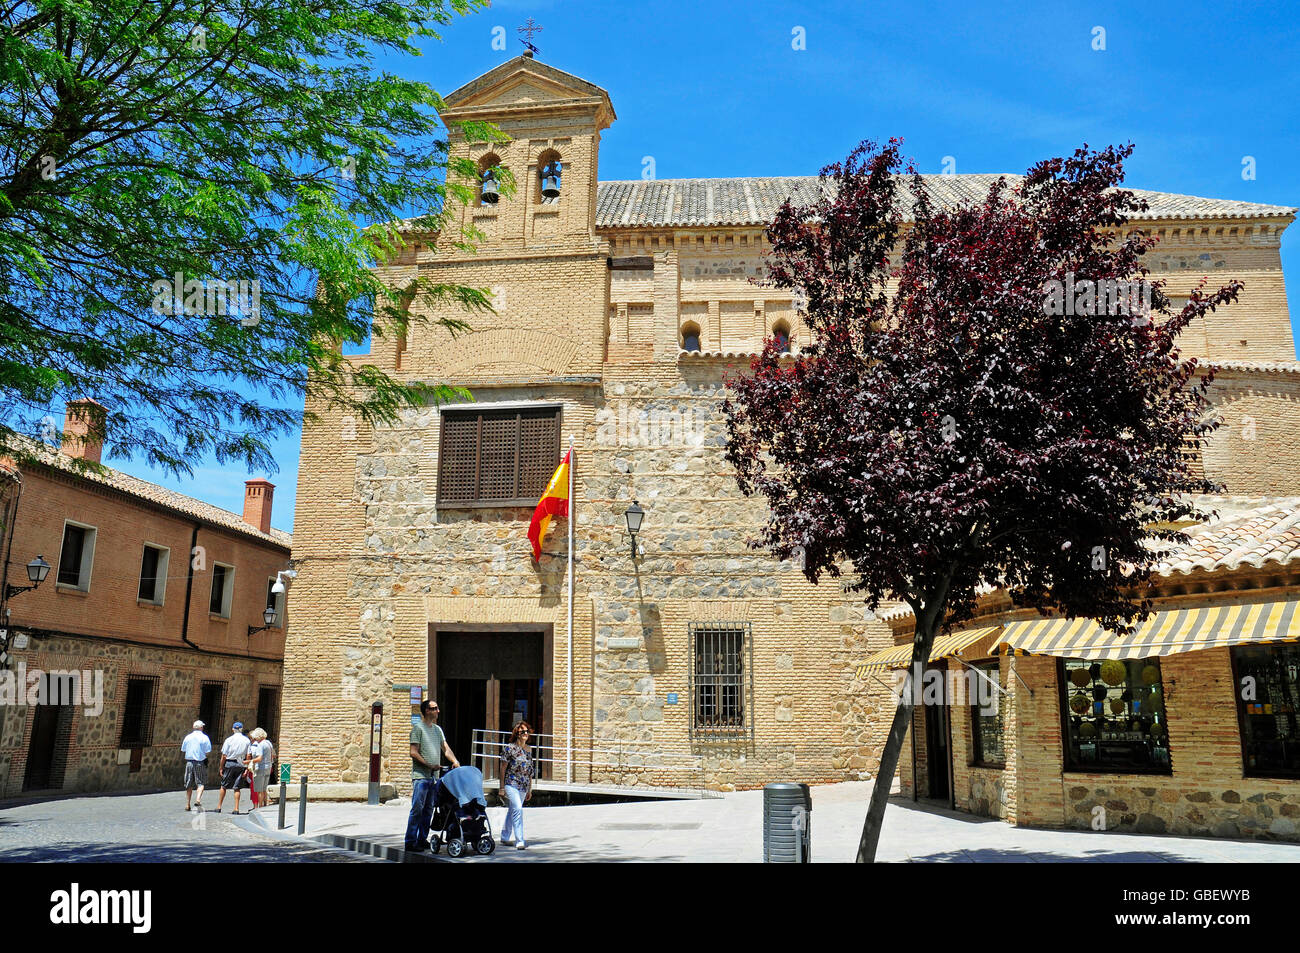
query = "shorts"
xmin=184 ymin=761 xmax=207 ymax=789
xmin=253 ymin=771 xmax=269 ymax=794
xmin=220 ymin=762 xmax=247 ymax=790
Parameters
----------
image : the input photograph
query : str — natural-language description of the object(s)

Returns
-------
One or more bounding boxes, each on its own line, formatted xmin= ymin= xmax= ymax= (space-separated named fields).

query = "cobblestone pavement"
xmin=0 ymin=790 xmax=380 ymax=862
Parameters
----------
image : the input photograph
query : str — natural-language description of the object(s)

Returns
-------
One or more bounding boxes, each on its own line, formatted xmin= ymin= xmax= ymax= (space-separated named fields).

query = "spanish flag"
xmin=528 ymin=449 xmax=571 ymax=561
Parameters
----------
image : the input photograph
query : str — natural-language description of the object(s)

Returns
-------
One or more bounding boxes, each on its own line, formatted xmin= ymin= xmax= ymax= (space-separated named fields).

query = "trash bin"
xmin=763 ymin=782 xmax=811 ymax=862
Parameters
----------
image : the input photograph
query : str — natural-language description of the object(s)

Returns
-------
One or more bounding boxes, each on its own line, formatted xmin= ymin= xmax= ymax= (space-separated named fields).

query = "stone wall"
xmin=0 ymin=633 xmax=280 ymax=797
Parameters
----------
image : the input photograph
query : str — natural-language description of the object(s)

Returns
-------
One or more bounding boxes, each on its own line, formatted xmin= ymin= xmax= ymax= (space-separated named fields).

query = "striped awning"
xmin=855 ymin=626 xmax=1001 ymax=677
xmin=991 ymin=600 xmax=1300 ymax=660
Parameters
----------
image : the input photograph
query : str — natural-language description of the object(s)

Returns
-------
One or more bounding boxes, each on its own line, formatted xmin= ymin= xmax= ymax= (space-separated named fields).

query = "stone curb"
xmin=231 ymin=804 xmax=449 ymax=863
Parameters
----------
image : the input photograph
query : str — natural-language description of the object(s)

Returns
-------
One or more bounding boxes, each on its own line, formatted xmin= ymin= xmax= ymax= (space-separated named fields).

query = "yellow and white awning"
xmin=991 ymin=600 xmax=1300 ymax=660
xmin=855 ymin=626 xmax=1001 ymax=677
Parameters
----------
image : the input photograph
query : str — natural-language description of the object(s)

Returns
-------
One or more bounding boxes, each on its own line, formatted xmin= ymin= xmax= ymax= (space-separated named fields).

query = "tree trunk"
xmin=855 ymin=614 xmax=942 ymax=863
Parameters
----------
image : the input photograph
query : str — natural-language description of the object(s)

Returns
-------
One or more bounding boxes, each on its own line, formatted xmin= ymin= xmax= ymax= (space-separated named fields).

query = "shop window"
xmin=969 ymin=660 xmax=1006 ymax=766
xmin=1059 ymin=658 xmax=1171 ymax=773
xmin=437 ymin=406 xmax=561 ymax=507
xmin=1232 ymin=643 xmax=1300 ymax=778
xmin=689 ymin=622 xmax=751 ymax=737
xmin=119 ymin=675 xmax=159 ymax=748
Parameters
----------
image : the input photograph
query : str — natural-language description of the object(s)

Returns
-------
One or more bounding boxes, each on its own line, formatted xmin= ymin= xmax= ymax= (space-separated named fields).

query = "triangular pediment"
xmin=443 ymin=55 xmax=615 ymax=121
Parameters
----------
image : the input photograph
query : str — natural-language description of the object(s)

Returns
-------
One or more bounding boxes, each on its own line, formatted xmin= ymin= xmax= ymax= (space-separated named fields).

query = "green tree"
xmin=1 ymin=0 xmax=508 ymax=473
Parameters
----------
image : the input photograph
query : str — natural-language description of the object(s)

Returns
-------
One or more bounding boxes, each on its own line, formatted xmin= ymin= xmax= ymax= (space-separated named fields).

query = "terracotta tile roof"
xmin=1157 ymin=496 xmax=1300 ymax=576
xmin=1210 ymin=360 xmax=1300 ymax=375
xmin=595 ymin=175 xmax=1296 ymax=229
xmin=4 ymin=434 xmax=291 ymax=549
xmin=869 ymin=496 xmax=1300 ymax=626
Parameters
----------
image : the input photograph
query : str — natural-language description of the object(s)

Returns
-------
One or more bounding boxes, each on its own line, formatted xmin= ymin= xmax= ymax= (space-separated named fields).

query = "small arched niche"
xmin=771 ymin=319 xmax=792 ymax=354
xmin=680 ymin=321 xmax=702 ymax=353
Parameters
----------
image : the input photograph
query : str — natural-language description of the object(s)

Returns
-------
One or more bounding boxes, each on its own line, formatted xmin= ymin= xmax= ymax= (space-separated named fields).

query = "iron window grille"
xmin=119 ymin=675 xmax=160 ymax=748
xmin=199 ymin=681 xmax=226 ymax=742
xmin=437 ymin=406 xmax=562 ymax=508
xmin=689 ymin=622 xmax=753 ymax=741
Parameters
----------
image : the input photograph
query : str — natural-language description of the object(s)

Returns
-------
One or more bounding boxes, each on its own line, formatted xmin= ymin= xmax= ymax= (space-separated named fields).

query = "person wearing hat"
xmin=216 ymin=721 xmax=251 ymax=814
xmin=180 ymin=720 xmax=212 ymax=811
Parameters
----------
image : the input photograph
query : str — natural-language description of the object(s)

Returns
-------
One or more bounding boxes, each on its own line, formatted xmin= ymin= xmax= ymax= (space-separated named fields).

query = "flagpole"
xmin=566 ymin=434 xmax=575 ymax=784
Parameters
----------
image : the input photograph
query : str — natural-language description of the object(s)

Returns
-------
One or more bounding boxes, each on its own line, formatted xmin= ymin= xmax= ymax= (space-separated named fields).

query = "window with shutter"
xmin=437 ymin=407 xmax=561 ymax=507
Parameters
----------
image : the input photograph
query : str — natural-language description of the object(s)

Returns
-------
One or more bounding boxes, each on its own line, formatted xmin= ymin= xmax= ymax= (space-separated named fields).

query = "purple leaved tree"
xmin=724 ymin=140 xmax=1241 ymax=862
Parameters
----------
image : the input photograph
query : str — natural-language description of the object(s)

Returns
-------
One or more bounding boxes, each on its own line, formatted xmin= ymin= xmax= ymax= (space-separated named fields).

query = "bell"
xmin=480 ymin=171 xmax=500 ymax=205
xmin=540 ymin=162 xmax=561 ymax=199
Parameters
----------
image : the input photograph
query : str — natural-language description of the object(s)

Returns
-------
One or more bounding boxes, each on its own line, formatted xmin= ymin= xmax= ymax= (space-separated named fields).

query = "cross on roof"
xmin=518 ymin=17 xmax=543 ymax=48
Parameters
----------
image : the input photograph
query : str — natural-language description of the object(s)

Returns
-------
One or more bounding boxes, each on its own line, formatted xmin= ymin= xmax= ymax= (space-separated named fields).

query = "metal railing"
xmin=471 ymin=729 xmax=709 ymax=796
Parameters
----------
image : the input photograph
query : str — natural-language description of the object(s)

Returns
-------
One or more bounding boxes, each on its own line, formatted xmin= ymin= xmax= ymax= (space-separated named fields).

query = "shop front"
xmin=875 ymin=595 xmax=1300 ymax=842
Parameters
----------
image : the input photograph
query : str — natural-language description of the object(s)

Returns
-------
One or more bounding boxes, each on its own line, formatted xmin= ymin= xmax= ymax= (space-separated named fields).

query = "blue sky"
xmin=111 ymin=0 xmax=1300 ymax=532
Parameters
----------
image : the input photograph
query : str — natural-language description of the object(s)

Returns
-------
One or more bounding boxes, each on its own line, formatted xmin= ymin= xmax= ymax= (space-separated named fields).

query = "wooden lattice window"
xmin=437 ymin=407 xmax=561 ymax=507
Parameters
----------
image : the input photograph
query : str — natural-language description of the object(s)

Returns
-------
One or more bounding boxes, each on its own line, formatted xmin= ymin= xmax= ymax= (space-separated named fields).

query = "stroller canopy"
xmin=439 ymin=765 xmax=487 ymax=808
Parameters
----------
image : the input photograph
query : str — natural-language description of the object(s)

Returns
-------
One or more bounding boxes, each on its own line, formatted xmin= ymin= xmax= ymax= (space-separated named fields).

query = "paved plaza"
xmin=242 ymin=781 xmax=1300 ymax=863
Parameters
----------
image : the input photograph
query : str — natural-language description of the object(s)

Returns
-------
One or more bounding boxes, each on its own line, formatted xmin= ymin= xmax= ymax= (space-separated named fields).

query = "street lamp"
xmin=624 ymin=500 xmax=645 ymax=560
xmin=248 ymin=605 xmax=278 ymax=637
xmin=5 ymin=554 xmax=50 ymax=600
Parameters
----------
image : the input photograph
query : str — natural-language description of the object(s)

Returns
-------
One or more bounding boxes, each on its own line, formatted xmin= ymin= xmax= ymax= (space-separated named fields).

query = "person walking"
xmin=405 ymin=699 xmax=459 ymax=852
xmin=215 ymin=721 xmax=251 ymax=814
xmin=499 ymin=720 xmax=534 ymax=850
xmin=181 ymin=720 xmax=212 ymax=811
xmin=246 ymin=728 xmax=275 ymax=810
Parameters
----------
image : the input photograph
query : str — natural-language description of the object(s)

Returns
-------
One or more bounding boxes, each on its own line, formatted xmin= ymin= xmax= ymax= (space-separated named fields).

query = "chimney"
xmin=62 ymin=399 xmax=106 ymax=464
xmin=243 ymin=479 xmax=275 ymax=534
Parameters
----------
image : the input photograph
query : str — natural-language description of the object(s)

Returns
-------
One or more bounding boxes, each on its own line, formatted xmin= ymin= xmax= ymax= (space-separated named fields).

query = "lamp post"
xmin=624 ymin=501 xmax=644 ymax=560
xmin=5 ymin=554 xmax=50 ymax=600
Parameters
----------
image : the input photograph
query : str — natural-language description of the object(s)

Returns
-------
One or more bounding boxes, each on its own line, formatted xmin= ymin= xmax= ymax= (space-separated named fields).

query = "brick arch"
xmin=438 ymin=328 xmax=579 ymax=376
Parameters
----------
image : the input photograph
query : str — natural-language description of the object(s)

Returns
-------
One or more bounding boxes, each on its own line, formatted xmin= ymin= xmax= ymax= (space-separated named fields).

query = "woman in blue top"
xmin=499 ymin=720 xmax=534 ymax=850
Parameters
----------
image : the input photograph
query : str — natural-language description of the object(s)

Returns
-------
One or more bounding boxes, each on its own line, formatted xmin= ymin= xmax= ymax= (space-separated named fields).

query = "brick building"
xmin=0 ymin=404 xmax=291 ymax=796
xmin=281 ymin=53 xmax=1300 ymax=830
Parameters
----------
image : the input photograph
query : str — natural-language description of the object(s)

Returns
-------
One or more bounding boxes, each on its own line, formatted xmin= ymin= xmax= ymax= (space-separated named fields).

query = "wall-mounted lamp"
xmin=5 ymin=554 xmax=50 ymax=600
xmin=271 ymin=569 xmax=297 ymax=595
xmin=624 ymin=500 xmax=645 ymax=560
xmin=248 ymin=605 xmax=278 ymax=637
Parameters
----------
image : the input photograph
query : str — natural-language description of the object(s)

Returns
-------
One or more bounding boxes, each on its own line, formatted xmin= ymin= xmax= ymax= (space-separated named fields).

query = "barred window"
xmin=437 ymin=407 xmax=561 ymax=507
xmin=1232 ymin=643 xmax=1300 ymax=778
xmin=690 ymin=622 xmax=752 ymax=737
xmin=119 ymin=675 xmax=159 ymax=748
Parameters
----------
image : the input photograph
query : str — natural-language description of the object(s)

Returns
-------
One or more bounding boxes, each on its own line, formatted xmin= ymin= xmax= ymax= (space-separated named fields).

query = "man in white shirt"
xmin=215 ymin=721 xmax=251 ymax=814
xmin=180 ymin=720 xmax=212 ymax=811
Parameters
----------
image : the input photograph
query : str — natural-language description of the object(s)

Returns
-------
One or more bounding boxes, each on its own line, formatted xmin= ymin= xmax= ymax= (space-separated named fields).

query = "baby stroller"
xmin=430 ymin=765 xmax=495 ymax=857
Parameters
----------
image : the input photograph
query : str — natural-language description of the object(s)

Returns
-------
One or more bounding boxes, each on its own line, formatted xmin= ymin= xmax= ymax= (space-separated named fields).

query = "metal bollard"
xmin=297 ymin=774 xmax=308 ymax=835
xmin=278 ymin=782 xmax=287 ymax=830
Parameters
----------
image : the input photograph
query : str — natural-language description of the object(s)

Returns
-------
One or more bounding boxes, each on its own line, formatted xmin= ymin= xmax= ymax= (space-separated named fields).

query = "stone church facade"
xmin=280 ymin=54 xmax=1299 ymax=809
